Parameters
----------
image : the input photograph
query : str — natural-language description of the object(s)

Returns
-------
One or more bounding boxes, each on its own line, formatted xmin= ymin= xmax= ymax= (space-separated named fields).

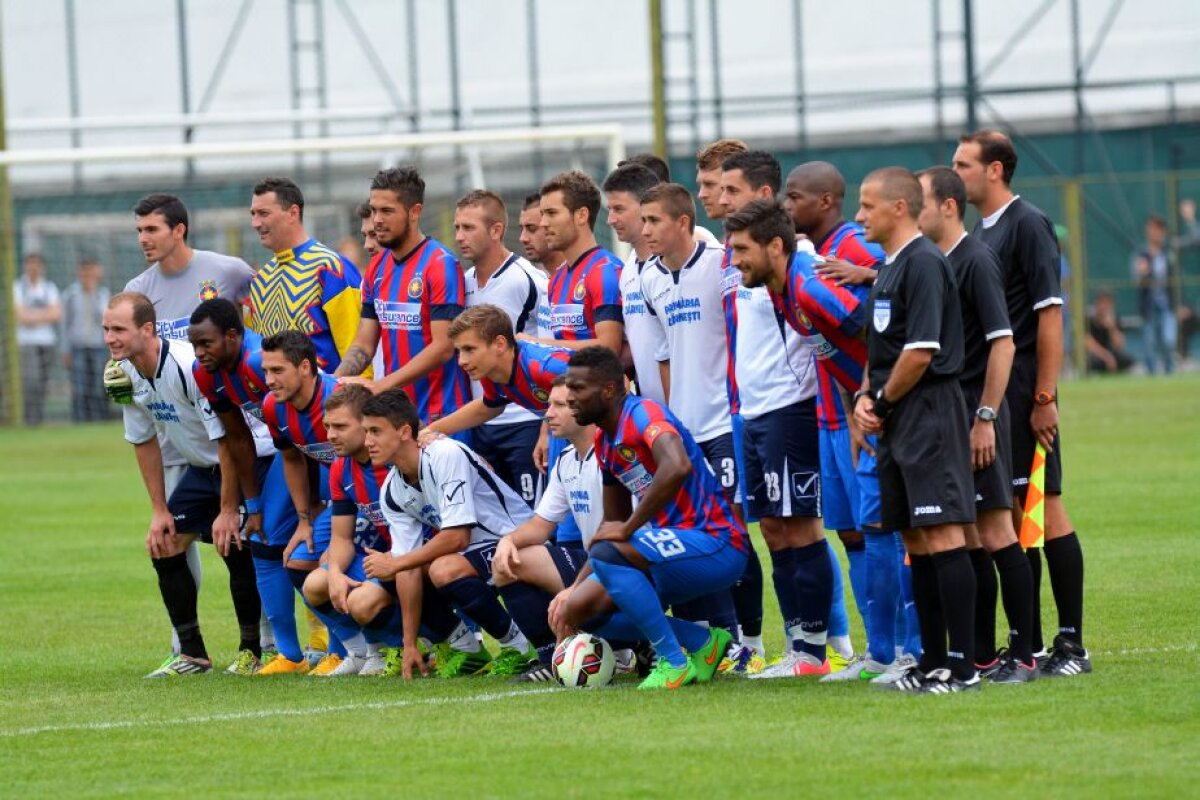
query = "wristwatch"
xmin=1034 ymin=390 xmax=1057 ymax=406
xmin=975 ymin=406 xmax=997 ymax=423
xmin=871 ymin=388 xmax=894 ymax=420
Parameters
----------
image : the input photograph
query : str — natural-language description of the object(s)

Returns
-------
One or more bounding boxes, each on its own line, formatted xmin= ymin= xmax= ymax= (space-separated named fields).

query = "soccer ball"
xmin=552 ymin=634 xmax=615 ymax=688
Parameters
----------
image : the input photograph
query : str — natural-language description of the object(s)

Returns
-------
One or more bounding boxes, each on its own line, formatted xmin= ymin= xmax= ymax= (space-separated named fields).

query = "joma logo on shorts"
xmin=913 ymin=505 xmax=943 ymax=515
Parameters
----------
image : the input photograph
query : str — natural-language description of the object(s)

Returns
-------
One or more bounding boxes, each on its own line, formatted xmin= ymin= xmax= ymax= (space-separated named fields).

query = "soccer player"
xmin=852 ymin=167 xmax=979 ymax=694
xmin=246 ymin=177 xmax=363 ymax=373
xmin=124 ymin=193 xmax=255 ymax=660
xmin=518 ymin=192 xmax=562 ymax=278
xmin=492 ymin=378 xmax=604 ymax=682
xmin=305 ymin=383 xmax=399 ymax=676
xmin=783 ymin=160 xmax=913 ymax=679
xmin=260 ymin=330 xmax=369 ymax=675
xmin=188 ymin=298 xmax=306 ymax=674
xmin=602 ymin=163 xmax=669 ymax=404
xmin=104 ymin=292 xmax=266 ymax=677
xmin=954 ymin=129 xmax=1088 ymax=676
xmin=917 ymin=167 xmax=1037 ymax=684
xmin=695 ymin=138 xmax=748 ymax=226
xmin=554 ymin=346 xmax=749 ymax=690
xmin=618 ymin=152 xmax=671 ymax=183
xmin=524 ymin=170 xmax=623 ymax=354
xmin=357 ymin=201 xmax=382 ymax=262
xmin=455 ymin=190 xmax=550 ymax=504
xmin=363 ymin=389 xmax=536 ymax=678
xmin=337 ymin=167 xmax=471 ymax=427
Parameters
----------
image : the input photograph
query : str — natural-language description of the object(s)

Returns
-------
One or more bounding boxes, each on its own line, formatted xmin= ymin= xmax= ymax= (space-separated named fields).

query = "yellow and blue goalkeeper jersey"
xmin=247 ymin=238 xmax=362 ymax=372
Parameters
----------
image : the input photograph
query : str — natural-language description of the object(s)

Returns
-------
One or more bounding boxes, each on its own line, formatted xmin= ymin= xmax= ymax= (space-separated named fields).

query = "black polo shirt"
xmin=947 ymin=233 xmax=1012 ymax=386
xmin=972 ymin=196 xmax=1062 ymax=357
xmin=866 ymin=234 xmax=964 ymax=390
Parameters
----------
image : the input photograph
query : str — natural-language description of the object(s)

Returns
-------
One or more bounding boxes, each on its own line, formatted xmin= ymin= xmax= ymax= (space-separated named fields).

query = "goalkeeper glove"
xmin=103 ymin=359 xmax=134 ymax=405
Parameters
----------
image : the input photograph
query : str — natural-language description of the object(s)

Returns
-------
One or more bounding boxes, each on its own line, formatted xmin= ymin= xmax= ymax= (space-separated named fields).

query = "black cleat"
xmin=1040 ymin=635 xmax=1092 ymax=678
xmin=511 ymin=663 xmax=558 ymax=684
xmin=882 ymin=665 xmax=931 ymax=693
xmin=989 ymin=655 xmax=1039 ymax=684
xmin=918 ymin=667 xmax=982 ymax=694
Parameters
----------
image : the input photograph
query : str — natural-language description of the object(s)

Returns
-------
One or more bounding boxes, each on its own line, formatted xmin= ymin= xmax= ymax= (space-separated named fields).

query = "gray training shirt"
xmin=124 ymin=249 xmax=254 ymax=341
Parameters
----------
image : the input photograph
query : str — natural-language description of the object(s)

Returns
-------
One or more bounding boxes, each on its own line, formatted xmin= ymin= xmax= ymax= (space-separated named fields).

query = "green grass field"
xmin=2 ymin=375 xmax=1198 ymax=797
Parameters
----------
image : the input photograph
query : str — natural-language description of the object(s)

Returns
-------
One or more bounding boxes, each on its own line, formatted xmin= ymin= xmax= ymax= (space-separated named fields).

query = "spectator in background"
xmin=61 ymin=258 xmax=111 ymax=421
xmin=1132 ymin=215 xmax=1175 ymax=374
xmin=1175 ymin=199 xmax=1199 ymax=363
xmin=1086 ymin=290 xmax=1133 ymax=374
xmin=13 ymin=252 xmax=62 ymax=424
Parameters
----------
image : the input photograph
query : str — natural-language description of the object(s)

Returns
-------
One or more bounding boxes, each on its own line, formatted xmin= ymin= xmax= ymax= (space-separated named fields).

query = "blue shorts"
xmin=288 ymin=506 xmax=332 ymax=564
xmin=473 ymin=420 xmax=543 ymax=508
xmin=819 ymin=426 xmax=860 ymax=531
xmin=547 ymin=435 xmax=582 ymax=545
xmin=628 ymin=527 xmax=748 ymax=607
xmin=166 ymin=463 xmax=224 ymax=542
xmin=855 ymin=436 xmax=883 ymax=530
xmin=742 ymin=400 xmax=821 ymax=519
xmin=261 ymin=453 xmax=299 ymax=547
xmin=699 ymin=432 xmax=742 ymax=505
xmin=730 ymin=413 xmax=755 ymax=522
xmin=321 ymin=551 xmax=394 ymax=593
xmin=461 ymin=541 xmax=501 ymax=583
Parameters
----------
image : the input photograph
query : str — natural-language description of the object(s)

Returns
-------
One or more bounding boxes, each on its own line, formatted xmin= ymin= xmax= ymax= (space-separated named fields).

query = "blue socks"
xmin=498 ymin=582 xmax=555 ymax=664
xmin=843 ymin=538 xmax=869 ymax=640
xmin=591 ymin=542 xmax=692 ymax=668
xmin=439 ymin=576 xmax=514 ymax=641
xmin=252 ymin=555 xmax=301 ymax=662
xmin=897 ymin=533 xmax=922 ymax=658
xmin=864 ymin=529 xmax=900 ymax=664
xmin=826 ymin=539 xmax=850 ymax=639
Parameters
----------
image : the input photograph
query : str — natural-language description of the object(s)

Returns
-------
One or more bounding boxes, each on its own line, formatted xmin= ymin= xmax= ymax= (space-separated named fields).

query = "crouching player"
xmin=491 ymin=377 xmax=605 ymax=682
xmin=302 ymin=383 xmax=402 ymax=676
xmin=553 ymin=347 xmax=749 ymax=690
xmin=363 ymin=389 xmax=537 ymax=678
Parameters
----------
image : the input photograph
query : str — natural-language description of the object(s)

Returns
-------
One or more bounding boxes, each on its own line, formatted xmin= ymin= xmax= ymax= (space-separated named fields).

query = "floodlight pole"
xmin=963 ymin=0 xmax=978 ymax=132
xmin=649 ymin=0 xmax=668 ymax=160
xmin=0 ymin=4 xmax=23 ymax=426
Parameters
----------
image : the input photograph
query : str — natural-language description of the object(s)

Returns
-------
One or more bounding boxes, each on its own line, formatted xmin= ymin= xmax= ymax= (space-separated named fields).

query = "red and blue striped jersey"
xmin=360 ymin=237 xmax=471 ymax=423
xmin=480 ymin=340 xmax=572 ymax=413
xmin=547 ymin=246 xmax=623 ymax=341
xmin=815 ymin=220 xmax=887 ymax=270
xmin=594 ymin=395 xmax=747 ymax=552
xmin=192 ymin=329 xmax=269 ymax=422
xmin=261 ymin=372 xmax=340 ymax=465
xmin=773 ymin=252 xmax=869 ymax=430
xmin=719 ymin=237 xmax=741 ymax=413
xmin=330 ymin=455 xmax=393 ymax=552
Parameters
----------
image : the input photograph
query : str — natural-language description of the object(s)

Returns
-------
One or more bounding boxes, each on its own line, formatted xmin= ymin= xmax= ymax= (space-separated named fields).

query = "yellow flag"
xmin=1019 ymin=443 xmax=1046 ymax=549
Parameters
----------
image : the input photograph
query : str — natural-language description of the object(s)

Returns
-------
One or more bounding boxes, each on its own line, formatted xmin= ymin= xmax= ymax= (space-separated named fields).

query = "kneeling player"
xmin=553 ymin=347 xmax=749 ymax=690
xmin=302 ymin=383 xmax=402 ymax=676
xmin=492 ymin=378 xmax=603 ymax=681
xmin=362 ymin=390 xmax=537 ymax=678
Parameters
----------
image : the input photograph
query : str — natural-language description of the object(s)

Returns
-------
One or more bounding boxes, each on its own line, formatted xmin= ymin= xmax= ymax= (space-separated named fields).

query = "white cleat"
xmin=358 ymin=651 xmax=387 ymax=676
xmin=322 ymin=653 xmax=367 ymax=676
xmin=821 ymin=654 xmax=894 ymax=683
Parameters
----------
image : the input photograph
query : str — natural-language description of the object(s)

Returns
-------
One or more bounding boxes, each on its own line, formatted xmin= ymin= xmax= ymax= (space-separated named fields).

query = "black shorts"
xmin=699 ymin=431 xmax=741 ymax=505
xmin=462 ymin=542 xmax=500 ymax=582
xmin=472 ymin=420 xmax=544 ymax=508
xmin=167 ymin=457 xmax=274 ymax=543
xmin=877 ymin=380 xmax=976 ymax=531
xmin=742 ymin=399 xmax=821 ymax=519
xmin=1006 ymin=354 xmax=1063 ymax=499
xmin=545 ymin=542 xmax=588 ymax=587
xmin=961 ymin=382 xmax=1014 ymax=512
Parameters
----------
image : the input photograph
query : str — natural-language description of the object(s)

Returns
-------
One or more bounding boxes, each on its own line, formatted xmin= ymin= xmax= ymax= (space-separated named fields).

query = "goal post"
xmin=0 ymin=123 xmax=627 ymax=426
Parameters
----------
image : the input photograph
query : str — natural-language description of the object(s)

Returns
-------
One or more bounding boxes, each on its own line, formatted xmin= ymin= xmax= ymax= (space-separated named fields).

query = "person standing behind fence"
xmin=14 ymin=253 xmax=62 ymax=425
xmin=1131 ymin=215 xmax=1176 ymax=375
xmin=61 ymin=258 xmax=111 ymax=421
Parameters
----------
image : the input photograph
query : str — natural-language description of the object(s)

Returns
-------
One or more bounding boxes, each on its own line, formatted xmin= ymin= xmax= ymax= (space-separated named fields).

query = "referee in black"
xmin=917 ymin=167 xmax=1038 ymax=684
xmin=953 ymin=130 xmax=1090 ymax=677
xmin=852 ymin=167 xmax=978 ymax=694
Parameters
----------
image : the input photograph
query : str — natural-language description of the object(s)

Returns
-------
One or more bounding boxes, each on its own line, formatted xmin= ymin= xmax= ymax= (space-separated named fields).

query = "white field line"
xmin=1 ymin=687 xmax=559 ymax=739
xmin=3 ymin=644 xmax=1196 ymax=739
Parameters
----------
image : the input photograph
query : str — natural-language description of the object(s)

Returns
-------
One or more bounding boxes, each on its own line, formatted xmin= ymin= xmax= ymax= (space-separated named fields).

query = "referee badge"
xmin=873 ymin=298 xmax=891 ymax=332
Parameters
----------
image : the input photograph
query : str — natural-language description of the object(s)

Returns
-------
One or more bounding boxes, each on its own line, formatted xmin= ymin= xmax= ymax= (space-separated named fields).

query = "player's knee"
xmin=301 ymin=569 xmax=328 ymax=605
xmin=589 ymin=540 xmax=634 ymax=568
xmin=758 ymin=516 xmax=785 ymax=550
xmin=347 ymin=585 xmax=388 ymax=624
xmin=427 ymin=554 xmax=472 ymax=588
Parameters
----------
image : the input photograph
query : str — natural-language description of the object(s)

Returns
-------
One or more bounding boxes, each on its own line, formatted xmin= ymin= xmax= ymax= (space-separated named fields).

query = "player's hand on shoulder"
xmin=337 ymin=376 xmax=378 ymax=393
xmin=416 ymin=428 xmax=445 ymax=449
xmin=817 ymin=258 xmax=876 ymax=287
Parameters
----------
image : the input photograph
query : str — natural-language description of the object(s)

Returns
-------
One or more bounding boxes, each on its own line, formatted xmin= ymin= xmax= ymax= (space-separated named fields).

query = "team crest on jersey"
xmin=573 ymin=281 xmax=587 ymax=301
xmin=798 ymin=313 xmax=813 ymax=329
xmin=617 ymin=444 xmax=638 ymax=463
xmin=532 ymin=387 xmax=549 ymax=403
xmin=645 ymin=424 xmax=662 ymax=441
xmin=873 ymin=299 xmax=891 ymax=332
xmin=408 ymin=277 xmax=423 ymax=298
xmin=198 ymin=279 xmax=218 ymax=302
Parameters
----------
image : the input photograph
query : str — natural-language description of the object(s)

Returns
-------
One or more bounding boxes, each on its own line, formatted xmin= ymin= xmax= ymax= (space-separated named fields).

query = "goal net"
xmin=0 ymin=123 xmax=626 ymax=425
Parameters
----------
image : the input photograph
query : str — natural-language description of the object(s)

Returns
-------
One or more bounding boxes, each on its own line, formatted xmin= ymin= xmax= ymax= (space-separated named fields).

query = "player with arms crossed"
xmin=104 ymin=292 xmax=265 ymax=677
xmin=554 ymin=347 xmax=749 ymax=690
xmin=455 ymin=190 xmax=550 ymax=504
xmin=954 ymin=129 xmax=1089 ymax=677
xmin=363 ymin=390 xmax=536 ymax=679
xmin=917 ymin=167 xmax=1037 ymax=684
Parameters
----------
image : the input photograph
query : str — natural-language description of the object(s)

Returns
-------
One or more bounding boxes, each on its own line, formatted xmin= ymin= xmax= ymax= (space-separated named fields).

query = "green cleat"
xmin=484 ymin=647 xmax=535 ymax=677
xmin=434 ymin=644 xmax=493 ymax=678
xmin=380 ymin=647 xmax=403 ymax=677
xmin=224 ymin=649 xmax=262 ymax=675
xmin=638 ymin=658 xmax=697 ymax=690
xmin=145 ymin=653 xmax=212 ymax=678
xmin=689 ymin=627 xmax=733 ymax=684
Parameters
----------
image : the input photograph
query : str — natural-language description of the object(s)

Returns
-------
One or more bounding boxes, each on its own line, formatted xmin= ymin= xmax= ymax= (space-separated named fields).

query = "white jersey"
xmin=619 ymin=251 xmax=667 ymax=404
xmin=534 ymin=442 xmax=603 ymax=547
xmin=465 ymin=254 xmax=550 ymax=426
xmin=641 ymin=242 xmax=733 ymax=442
xmin=380 ymin=437 xmax=533 ymax=557
xmin=121 ymin=338 xmax=273 ymax=467
xmin=726 ymin=280 xmax=818 ymax=418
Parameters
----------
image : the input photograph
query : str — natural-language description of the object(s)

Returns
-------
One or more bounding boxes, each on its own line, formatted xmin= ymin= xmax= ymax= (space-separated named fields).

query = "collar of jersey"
xmin=884 ymin=234 xmax=924 ymax=265
xmin=274 ymin=238 xmax=316 ymax=262
xmin=391 ymin=236 xmax=430 ymax=266
xmin=153 ymin=336 xmax=171 ymax=380
xmin=566 ymin=245 xmax=601 ymax=273
xmin=980 ymin=195 xmax=1020 ymax=230
xmin=812 ymin=219 xmax=849 ymax=253
xmin=652 ymin=241 xmax=705 ymax=276
xmin=945 ymin=231 xmax=969 ymax=257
